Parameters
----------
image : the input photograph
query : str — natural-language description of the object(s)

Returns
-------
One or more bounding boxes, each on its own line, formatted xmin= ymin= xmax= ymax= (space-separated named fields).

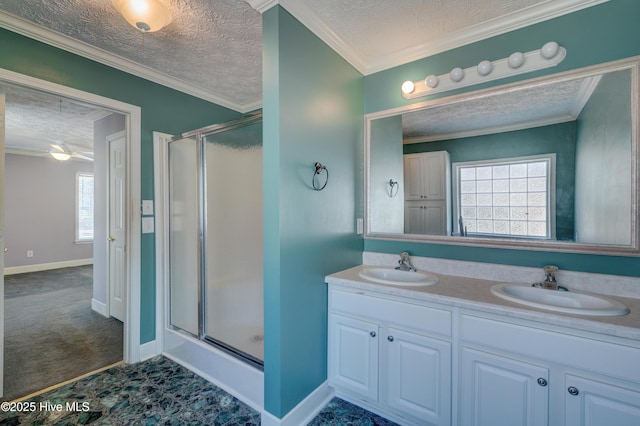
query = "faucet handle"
xmin=543 ymin=265 xmax=558 ymax=281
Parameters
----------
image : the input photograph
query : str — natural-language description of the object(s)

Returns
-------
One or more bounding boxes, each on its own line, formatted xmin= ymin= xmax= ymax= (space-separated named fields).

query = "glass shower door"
xmin=168 ymin=136 xmax=200 ymax=336
xmin=202 ymin=121 xmax=264 ymax=365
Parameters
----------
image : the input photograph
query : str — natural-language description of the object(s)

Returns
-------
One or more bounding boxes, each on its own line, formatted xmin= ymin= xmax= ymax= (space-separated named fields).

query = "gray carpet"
xmin=2 ymin=266 xmax=123 ymax=401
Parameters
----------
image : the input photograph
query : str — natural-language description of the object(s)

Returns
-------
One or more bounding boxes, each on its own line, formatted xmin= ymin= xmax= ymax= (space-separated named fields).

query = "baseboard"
xmin=139 ymin=340 xmax=159 ymax=361
xmin=91 ymin=298 xmax=108 ymax=317
xmin=261 ymin=382 xmax=334 ymax=426
xmin=4 ymin=258 xmax=94 ymax=275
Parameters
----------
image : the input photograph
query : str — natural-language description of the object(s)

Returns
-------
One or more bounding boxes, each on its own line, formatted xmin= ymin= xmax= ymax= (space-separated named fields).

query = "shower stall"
xmin=167 ymin=112 xmax=264 ymax=370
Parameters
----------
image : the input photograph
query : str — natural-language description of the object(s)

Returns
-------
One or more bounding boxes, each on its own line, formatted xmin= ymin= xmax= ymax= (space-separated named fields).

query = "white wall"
xmin=4 ymin=153 xmax=93 ymax=268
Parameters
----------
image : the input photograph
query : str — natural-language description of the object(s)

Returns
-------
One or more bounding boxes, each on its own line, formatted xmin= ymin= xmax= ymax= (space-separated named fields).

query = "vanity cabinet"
xmin=328 ymin=287 xmax=452 ymax=426
xmin=460 ymin=313 xmax=640 ymax=426
xmin=403 ymin=151 xmax=451 ymax=235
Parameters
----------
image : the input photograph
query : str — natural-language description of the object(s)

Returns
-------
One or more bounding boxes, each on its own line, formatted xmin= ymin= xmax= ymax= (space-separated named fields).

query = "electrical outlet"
xmin=27 ymin=250 xmax=34 ymax=258
xmin=142 ymin=200 xmax=154 ymax=216
xmin=356 ymin=218 xmax=364 ymax=235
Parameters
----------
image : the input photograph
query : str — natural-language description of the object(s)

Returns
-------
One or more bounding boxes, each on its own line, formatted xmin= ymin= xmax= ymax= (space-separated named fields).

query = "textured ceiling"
xmin=402 ymin=76 xmax=599 ymax=142
xmin=294 ymin=0 xmax=546 ymax=71
xmin=0 ymin=0 xmax=606 ymax=156
xmin=1 ymin=82 xmax=110 ymax=160
xmin=0 ymin=0 xmax=263 ymax=111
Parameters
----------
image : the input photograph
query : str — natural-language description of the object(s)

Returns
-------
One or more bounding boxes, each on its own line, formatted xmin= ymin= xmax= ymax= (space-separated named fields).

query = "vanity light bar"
xmin=401 ymin=42 xmax=567 ymax=99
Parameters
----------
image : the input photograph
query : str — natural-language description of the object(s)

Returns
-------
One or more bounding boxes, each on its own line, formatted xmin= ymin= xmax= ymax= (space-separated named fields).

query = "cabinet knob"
xmin=370 ymin=331 xmax=376 ymax=338
xmin=537 ymin=378 xmax=547 ymax=387
xmin=567 ymin=386 xmax=579 ymax=396
xmin=387 ymin=336 xmax=394 ymax=342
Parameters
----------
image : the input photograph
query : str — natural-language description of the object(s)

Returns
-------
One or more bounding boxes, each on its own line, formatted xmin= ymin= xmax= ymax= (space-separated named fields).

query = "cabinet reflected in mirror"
xmin=366 ymin=58 xmax=639 ymax=255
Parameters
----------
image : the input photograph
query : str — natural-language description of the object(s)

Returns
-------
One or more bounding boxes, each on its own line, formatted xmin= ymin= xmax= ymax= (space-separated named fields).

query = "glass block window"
xmin=76 ymin=172 xmax=94 ymax=242
xmin=454 ymin=155 xmax=555 ymax=239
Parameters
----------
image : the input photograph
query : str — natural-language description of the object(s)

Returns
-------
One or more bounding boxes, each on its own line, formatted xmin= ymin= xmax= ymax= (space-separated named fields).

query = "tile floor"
xmin=0 ymin=356 xmax=397 ymax=425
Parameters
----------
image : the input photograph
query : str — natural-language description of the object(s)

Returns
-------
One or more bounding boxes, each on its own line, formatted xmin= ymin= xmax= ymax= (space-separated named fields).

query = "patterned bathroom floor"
xmin=0 ymin=356 xmax=397 ymax=425
xmin=308 ymin=397 xmax=399 ymax=426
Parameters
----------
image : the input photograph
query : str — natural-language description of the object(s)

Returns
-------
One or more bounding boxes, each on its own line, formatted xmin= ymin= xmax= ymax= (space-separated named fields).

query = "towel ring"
xmin=312 ymin=162 xmax=329 ymax=191
xmin=388 ymin=179 xmax=399 ymax=197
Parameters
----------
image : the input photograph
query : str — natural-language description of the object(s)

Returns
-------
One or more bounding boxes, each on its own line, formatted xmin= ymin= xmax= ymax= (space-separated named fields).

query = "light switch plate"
xmin=142 ymin=200 xmax=154 ymax=216
xmin=142 ymin=217 xmax=155 ymax=234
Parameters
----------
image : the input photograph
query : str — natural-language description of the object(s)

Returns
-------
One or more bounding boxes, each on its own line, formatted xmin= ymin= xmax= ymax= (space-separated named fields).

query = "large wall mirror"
xmin=365 ymin=57 xmax=639 ymax=255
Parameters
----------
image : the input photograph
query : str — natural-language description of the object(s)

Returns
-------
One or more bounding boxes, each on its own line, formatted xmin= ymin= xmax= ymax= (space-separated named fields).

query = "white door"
xmin=0 ymin=93 xmax=5 ymax=398
xmin=108 ymin=134 xmax=126 ymax=321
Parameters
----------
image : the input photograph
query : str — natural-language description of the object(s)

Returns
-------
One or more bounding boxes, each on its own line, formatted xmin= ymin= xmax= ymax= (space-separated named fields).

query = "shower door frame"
xmin=167 ymin=111 xmax=264 ymax=370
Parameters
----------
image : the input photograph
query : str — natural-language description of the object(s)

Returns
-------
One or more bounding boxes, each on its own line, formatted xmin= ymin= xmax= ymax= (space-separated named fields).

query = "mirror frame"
xmin=364 ymin=56 xmax=640 ymax=256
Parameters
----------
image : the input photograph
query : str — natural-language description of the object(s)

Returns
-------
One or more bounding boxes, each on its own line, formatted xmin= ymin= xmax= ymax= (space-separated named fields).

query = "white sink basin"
xmin=358 ymin=267 xmax=439 ymax=286
xmin=491 ymin=284 xmax=629 ymax=316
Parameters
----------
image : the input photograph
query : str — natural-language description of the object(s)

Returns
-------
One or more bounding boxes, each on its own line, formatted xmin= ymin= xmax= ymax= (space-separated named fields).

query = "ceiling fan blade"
xmin=73 ymin=153 xmax=94 ymax=162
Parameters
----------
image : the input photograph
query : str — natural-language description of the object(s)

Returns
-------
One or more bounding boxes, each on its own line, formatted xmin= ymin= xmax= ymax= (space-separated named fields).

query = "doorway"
xmin=0 ymin=68 xmax=142 ymax=399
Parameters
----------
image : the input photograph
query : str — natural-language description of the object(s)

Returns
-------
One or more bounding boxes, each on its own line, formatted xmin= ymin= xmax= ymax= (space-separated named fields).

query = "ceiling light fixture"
xmin=112 ymin=0 xmax=172 ymax=33
xmin=401 ymin=41 xmax=566 ymax=99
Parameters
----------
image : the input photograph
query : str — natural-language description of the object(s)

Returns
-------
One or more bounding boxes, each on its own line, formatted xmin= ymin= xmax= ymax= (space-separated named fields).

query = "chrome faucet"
xmin=532 ymin=265 xmax=568 ymax=291
xmin=396 ymin=252 xmax=417 ymax=272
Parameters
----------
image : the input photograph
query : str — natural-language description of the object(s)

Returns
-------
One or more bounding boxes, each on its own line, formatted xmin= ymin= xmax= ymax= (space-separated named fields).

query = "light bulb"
xmin=449 ymin=67 xmax=464 ymax=82
xmin=508 ymin=52 xmax=525 ymax=69
xmin=401 ymin=81 xmax=415 ymax=95
xmin=477 ymin=60 xmax=493 ymax=76
xmin=425 ymin=75 xmax=439 ymax=88
xmin=540 ymin=41 xmax=560 ymax=59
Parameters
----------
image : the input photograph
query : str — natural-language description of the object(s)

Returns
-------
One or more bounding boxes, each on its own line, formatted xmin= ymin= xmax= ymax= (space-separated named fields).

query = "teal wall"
xmin=404 ymin=122 xmax=577 ymax=240
xmin=0 ymin=28 xmax=242 ymax=343
xmin=262 ymin=6 xmax=364 ymax=418
xmin=363 ymin=0 xmax=640 ymax=277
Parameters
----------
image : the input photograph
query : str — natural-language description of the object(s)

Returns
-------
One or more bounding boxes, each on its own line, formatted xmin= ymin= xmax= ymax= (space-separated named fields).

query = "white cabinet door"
xmin=423 ymin=152 xmax=446 ymax=200
xmin=460 ymin=347 xmax=549 ymax=426
xmin=384 ymin=327 xmax=451 ymax=425
xmin=404 ymin=201 xmax=447 ymax=235
xmin=565 ymin=374 xmax=640 ymax=426
xmin=404 ymin=202 xmax=425 ymax=234
xmin=404 ymin=154 xmax=425 ymax=200
xmin=404 ymin=151 xmax=449 ymax=201
xmin=328 ymin=313 xmax=379 ymax=401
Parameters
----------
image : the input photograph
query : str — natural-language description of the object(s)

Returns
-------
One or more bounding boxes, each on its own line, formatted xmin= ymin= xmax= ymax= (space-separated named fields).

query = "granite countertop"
xmin=326 ymin=265 xmax=640 ymax=341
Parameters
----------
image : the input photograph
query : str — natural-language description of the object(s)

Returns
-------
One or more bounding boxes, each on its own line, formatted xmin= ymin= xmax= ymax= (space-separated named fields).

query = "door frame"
xmin=0 ymin=67 xmax=142 ymax=364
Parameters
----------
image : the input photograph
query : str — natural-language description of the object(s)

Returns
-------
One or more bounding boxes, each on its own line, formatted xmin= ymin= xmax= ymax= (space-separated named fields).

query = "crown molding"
xmin=245 ymin=0 xmax=367 ymax=73
xmin=403 ymin=114 xmax=576 ymax=145
xmin=0 ymin=10 xmax=258 ymax=113
xmin=245 ymin=0 xmax=279 ymax=14
xmin=278 ymin=0 xmax=367 ymax=73
xmin=248 ymin=0 xmax=609 ymax=76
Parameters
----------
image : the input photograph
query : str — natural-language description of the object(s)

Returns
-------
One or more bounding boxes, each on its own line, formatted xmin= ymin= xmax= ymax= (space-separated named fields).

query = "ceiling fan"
xmin=50 ymin=143 xmax=94 ymax=162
